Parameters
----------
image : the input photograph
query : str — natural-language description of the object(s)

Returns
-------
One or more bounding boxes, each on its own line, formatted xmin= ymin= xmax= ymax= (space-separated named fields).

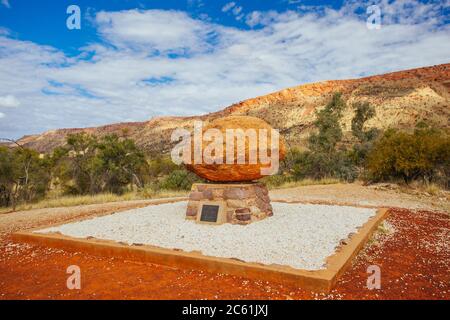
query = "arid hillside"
xmin=16 ymin=63 xmax=450 ymax=154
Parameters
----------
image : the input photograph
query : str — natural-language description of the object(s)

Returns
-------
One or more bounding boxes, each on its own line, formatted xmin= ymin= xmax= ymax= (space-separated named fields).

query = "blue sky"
xmin=0 ymin=0 xmax=449 ymax=139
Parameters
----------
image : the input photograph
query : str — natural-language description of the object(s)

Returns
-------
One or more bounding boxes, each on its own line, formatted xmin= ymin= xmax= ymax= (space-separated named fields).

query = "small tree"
xmin=308 ymin=92 xmax=346 ymax=154
xmin=351 ymin=102 xmax=378 ymax=143
xmin=53 ymin=133 xmax=148 ymax=195
xmin=64 ymin=133 xmax=99 ymax=194
xmin=291 ymin=92 xmax=357 ymax=181
xmin=350 ymin=101 xmax=379 ymax=168
xmin=366 ymin=125 xmax=449 ymax=185
xmin=0 ymin=145 xmax=50 ymax=209
xmin=96 ymin=134 xmax=147 ymax=194
xmin=0 ymin=146 xmax=16 ymax=207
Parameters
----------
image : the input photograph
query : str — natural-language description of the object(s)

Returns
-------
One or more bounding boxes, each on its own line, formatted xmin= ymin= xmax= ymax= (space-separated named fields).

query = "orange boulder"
xmin=186 ymin=116 xmax=285 ymax=182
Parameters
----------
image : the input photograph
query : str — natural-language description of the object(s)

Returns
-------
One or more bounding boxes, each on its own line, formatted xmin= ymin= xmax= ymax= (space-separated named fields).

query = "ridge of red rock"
xmin=13 ymin=63 xmax=450 ymax=154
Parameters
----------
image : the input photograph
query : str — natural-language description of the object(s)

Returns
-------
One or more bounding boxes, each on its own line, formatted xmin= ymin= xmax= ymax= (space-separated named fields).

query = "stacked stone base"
xmin=186 ymin=183 xmax=273 ymax=225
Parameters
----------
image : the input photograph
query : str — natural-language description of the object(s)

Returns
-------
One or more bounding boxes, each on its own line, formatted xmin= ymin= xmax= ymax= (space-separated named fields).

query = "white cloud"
xmin=1 ymin=0 xmax=10 ymax=9
xmin=0 ymin=112 xmax=4 ymax=119
xmin=0 ymin=0 xmax=449 ymax=139
xmin=222 ymin=2 xmax=236 ymax=12
xmin=0 ymin=95 xmax=20 ymax=107
xmin=95 ymin=9 xmax=215 ymax=54
xmin=245 ymin=10 xmax=282 ymax=27
xmin=232 ymin=6 xmax=242 ymax=15
xmin=223 ymin=1 xmax=245 ymax=21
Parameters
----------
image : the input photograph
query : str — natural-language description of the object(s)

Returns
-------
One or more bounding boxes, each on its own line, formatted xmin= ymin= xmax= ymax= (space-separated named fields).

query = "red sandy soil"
xmin=0 ymin=207 xmax=448 ymax=300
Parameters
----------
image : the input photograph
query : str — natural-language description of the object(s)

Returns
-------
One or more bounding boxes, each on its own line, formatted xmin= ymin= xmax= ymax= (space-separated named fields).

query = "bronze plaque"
xmin=200 ymin=205 xmax=220 ymax=223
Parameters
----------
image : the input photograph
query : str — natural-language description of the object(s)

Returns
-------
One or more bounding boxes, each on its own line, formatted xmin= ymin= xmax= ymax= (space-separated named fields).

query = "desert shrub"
xmin=52 ymin=133 xmax=148 ymax=195
xmin=147 ymin=155 xmax=179 ymax=178
xmin=0 ymin=146 xmax=51 ymax=208
xmin=350 ymin=101 xmax=380 ymax=167
xmin=286 ymin=93 xmax=358 ymax=182
xmin=158 ymin=169 xmax=200 ymax=191
xmin=351 ymin=101 xmax=379 ymax=143
xmin=308 ymin=92 xmax=346 ymax=154
xmin=333 ymin=151 xmax=358 ymax=182
xmin=291 ymin=150 xmax=357 ymax=182
xmin=0 ymin=147 xmax=15 ymax=206
xmin=279 ymin=147 xmax=302 ymax=175
xmin=261 ymin=174 xmax=291 ymax=188
xmin=366 ymin=125 xmax=449 ymax=186
xmin=96 ymin=134 xmax=147 ymax=194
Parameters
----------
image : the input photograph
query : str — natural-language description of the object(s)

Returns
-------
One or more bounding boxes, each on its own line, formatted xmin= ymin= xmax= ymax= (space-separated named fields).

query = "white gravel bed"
xmin=36 ymin=201 xmax=377 ymax=270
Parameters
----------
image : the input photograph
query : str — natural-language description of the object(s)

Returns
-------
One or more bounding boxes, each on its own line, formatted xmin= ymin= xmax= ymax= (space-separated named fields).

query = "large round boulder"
xmin=186 ymin=116 xmax=285 ymax=182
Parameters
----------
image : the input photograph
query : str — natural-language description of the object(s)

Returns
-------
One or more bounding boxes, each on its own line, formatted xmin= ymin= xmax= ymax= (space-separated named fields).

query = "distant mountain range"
xmin=15 ymin=63 xmax=450 ymax=154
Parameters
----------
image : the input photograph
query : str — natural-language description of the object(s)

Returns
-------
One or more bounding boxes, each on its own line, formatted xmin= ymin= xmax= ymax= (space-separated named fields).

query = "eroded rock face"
xmin=186 ymin=116 xmax=286 ymax=182
xmin=14 ymin=64 xmax=450 ymax=155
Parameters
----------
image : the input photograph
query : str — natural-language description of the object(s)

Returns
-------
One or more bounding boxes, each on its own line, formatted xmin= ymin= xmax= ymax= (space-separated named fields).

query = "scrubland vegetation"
xmin=1 ymin=92 xmax=448 ymax=211
xmin=0 ymin=133 xmax=199 ymax=211
xmin=266 ymin=93 xmax=449 ymax=190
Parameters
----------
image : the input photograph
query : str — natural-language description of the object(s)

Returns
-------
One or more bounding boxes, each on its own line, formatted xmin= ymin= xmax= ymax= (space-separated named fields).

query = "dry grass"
xmin=5 ymin=178 xmax=444 ymax=214
xmin=267 ymin=178 xmax=341 ymax=190
xmin=399 ymin=181 xmax=447 ymax=197
xmin=0 ymin=189 xmax=188 ymax=214
xmin=423 ymin=183 xmax=443 ymax=196
xmin=1 ymin=177 xmax=339 ymax=213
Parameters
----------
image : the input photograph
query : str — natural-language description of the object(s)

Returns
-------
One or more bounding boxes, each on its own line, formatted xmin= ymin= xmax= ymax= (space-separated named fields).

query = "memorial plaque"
xmin=200 ymin=205 xmax=220 ymax=223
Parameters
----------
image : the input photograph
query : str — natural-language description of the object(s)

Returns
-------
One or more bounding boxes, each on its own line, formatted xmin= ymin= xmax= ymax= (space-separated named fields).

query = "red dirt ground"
xmin=0 ymin=208 xmax=448 ymax=300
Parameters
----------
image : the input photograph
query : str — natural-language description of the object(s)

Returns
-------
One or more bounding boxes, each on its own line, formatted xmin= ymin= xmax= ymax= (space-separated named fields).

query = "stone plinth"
xmin=186 ymin=183 xmax=273 ymax=225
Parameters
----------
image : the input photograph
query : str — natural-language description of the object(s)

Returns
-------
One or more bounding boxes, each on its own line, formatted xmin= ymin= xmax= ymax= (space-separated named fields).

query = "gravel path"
xmin=37 ymin=201 xmax=376 ymax=270
xmin=270 ymin=183 xmax=449 ymax=212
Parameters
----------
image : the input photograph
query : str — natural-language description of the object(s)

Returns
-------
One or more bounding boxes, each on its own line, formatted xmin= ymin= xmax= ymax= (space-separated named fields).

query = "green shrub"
xmin=290 ymin=150 xmax=357 ymax=182
xmin=158 ymin=169 xmax=200 ymax=191
xmin=308 ymin=92 xmax=346 ymax=154
xmin=350 ymin=101 xmax=380 ymax=166
xmin=0 ymin=146 xmax=51 ymax=208
xmin=366 ymin=126 xmax=449 ymax=186
xmin=52 ymin=133 xmax=148 ymax=195
xmin=147 ymin=155 xmax=179 ymax=178
xmin=261 ymin=174 xmax=291 ymax=188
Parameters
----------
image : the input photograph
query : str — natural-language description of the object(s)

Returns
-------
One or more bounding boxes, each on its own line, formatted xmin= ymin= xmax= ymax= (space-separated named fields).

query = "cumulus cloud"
xmin=245 ymin=10 xmax=281 ymax=27
xmin=0 ymin=0 xmax=449 ymax=139
xmin=0 ymin=95 xmax=20 ymax=107
xmin=95 ymin=9 xmax=216 ymax=54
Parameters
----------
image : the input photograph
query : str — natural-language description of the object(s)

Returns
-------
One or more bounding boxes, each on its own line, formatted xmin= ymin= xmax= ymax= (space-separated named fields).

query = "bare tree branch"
xmin=0 ymin=138 xmax=25 ymax=150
